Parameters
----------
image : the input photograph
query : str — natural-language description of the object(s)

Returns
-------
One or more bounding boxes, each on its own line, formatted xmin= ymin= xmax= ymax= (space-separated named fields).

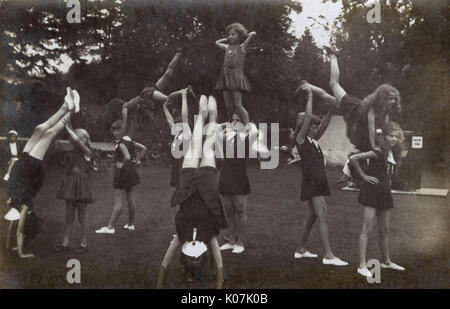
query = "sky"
xmin=289 ymin=0 xmax=343 ymax=46
xmin=56 ymin=0 xmax=343 ymax=73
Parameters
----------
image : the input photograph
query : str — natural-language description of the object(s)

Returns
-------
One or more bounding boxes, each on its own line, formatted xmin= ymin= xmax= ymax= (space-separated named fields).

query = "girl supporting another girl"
xmin=294 ymin=83 xmax=348 ymax=266
xmin=6 ymin=87 xmax=79 ymax=258
xmin=349 ymin=122 xmax=406 ymax=277
xmin=54 ymin=115 xmax=94 ymax=253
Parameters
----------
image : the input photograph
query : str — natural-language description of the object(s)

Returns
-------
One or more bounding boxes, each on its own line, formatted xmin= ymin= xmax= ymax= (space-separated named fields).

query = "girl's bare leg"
xmin=24 ymin=101 xmax=71 ymax=154
xmin=312 ymin=196 xmax=334 ymax=259
xmin=62 ymin=202 xmax=76 ymax=247
xmin=221 ymin=195 xmax=236 ymax=245
xmin=200 ymin=95 xmax=218 ymax=168
xmin=28 ymin=114 xmax=70 ymax=160
xmin=377 ymin=209 xmax=391 ymax=265
xmin=157 ymin=234 xmax=181 ymax=289
xmin=16 ymin=205 xmax=34 ymax=258
xmin=234 ymin=195 xmax=248 ymax=247
xmin=125 ymin=188 xmax=136 ymax=226
xmin=210 ymin=236 xmax=224 ymax=289
xmin=328 ymin=54 xmax=347 ymax=103
xmin=296 ymin=200 xmax=317 ymax=253
xmin=232 ymin=90 xmax=249 ymax=125
xmin=155 ymin=52 xmax=183 ymax=93
xmin=182 ymin=95 xmax=207 ymax=169
xmin=358 ymin=207 xmax=376 ymax=269
xmin=307 ymin=84 xmax=340 ymax=109
xmin=107 ymin=189 xmax=124 ymax=229
xmin=6 ymin=221 xmax=15 ymax=250
xmin=77 ymin=203 xmax=88 ymax=247
xmin=222 ymin=90 xmax=234 ymax=121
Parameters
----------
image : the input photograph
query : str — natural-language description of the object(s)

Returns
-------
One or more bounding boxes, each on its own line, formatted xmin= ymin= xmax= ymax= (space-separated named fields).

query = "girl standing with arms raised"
xmin=294 ymin=84 xmax=348 ymax=266
xmin=215 ymin=23 xmax=256 ymax=124
xmin=349 ymin=122 xmax=406 ymax=277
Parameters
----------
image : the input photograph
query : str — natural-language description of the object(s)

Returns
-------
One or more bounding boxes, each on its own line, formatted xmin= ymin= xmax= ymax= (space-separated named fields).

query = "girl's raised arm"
xmin=367 ymin=107 xmax=377 ymax=149
xmin=63 ymin=119 xmax=92 ymax=158
xmin=181 ymin=88 xmax=188 ymax=125
xmin=215 ymin=38 xmax=229 ymax=50
xmin=349 ymin=151 xmax=379 ymax=184
xmin=296 ymin=87 xmax=313 ymax=146
xmin=162 ymin=101 xmax=175 ymax=130
xmin=241 ymin=31 xmax=256 ymax=53
xmin=317 ymin=105 xmax=335 ymax=140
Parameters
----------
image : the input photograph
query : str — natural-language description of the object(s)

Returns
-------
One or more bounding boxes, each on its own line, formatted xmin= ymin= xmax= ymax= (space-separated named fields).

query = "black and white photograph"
xmin=0 ymin=0 xmax=448 ymax=295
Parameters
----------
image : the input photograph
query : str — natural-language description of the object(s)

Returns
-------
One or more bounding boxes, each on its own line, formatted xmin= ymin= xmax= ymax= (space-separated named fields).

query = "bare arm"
xmin=367 ymin=107 xmax=377 ymax=149
xmin=116 ymin=143 xmax=130 ymax=169
xmin=63 ymin=118 xmax=92 ymax=157
xmin=133 ymin=142 xmax=147 ymax=162
xmin=349 ymin=151 xmax=379 ymax=184
xmin=317 ymin=107 xmax=335 ymax=140
xmin=296 ymin=89 xmax=313 ymax=145
xmin=181 ymin=88 xmax=188 ymax=125
xmin=215 ymin=38 xmax=229 ymax=50
xmin=162 ymin=101 xmax=175 ymax=129
xmin=241 ymin=31 xmax=256 ymax=53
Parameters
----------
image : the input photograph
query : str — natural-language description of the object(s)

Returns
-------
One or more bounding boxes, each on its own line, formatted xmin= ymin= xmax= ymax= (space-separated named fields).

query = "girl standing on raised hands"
xmin=54 ymin=115 xmax=94 ymax=254
xmin=215 ymin=23 xmax=256 ymax=124
xmin=6 ymin=87 xmax=80 ymax=258
xmin=294 ymin=84 xmax=348 ymax=266
xmin=349 ymin=122 xmax=406 ymax=278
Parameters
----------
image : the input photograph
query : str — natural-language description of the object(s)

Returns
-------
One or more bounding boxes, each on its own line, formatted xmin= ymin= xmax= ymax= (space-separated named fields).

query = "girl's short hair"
xmin=111 ymin=120 xmax=123 ymax=130
xmin=362 ymin=84 xmax=401 ymax=114
xmin=376 ymin=122 xmax=404 ymax=165
xmin=226 ymin=23 xmax=249 ymax=43
xmin=74 ymin=128 xmax=91 ymax=148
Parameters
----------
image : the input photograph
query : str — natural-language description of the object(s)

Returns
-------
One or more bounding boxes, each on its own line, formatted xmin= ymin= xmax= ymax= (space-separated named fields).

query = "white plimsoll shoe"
xmin=381 ymin=262 xmax=405 ymax=271
xmin=72 ymin=89 xmax=80 ymax=113
xmin=294 ymin=250 xmax=318 ymax=259
xmin=95 ymin=226 xmax=115 ymax=234
xmin=220 ymin=243 xmax=237 ymax=251
xmin=4 ymin=207 xmax=21 ymax=221
xmin=123 ymin=224 xmax=135 ymax=231
xmin=357 ymin=267 xmax=373 ymax=278
xmin=322 ymin=257 xmax=349 ymax=266
xmin=232 ymin=245 xmax=245 ymax=254
xmin=3 ymin=173 xmax=9 ymax=181
xmin=65 ymin=87 xmax=74 ymax=110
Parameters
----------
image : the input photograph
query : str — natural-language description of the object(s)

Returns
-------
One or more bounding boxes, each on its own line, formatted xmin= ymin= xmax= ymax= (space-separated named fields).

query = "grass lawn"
xmin=0 ymin=161 xmax=449 ymax=289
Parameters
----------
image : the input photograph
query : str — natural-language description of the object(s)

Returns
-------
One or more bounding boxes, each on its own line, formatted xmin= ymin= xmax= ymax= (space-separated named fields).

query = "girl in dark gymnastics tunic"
xmin=349 ymin=122 xmax=406 ymax=278
xmin=218 ymin=113 xmax=256 ymax=254
xmin=95 ymin=121 xmax=147 ymax=234
xmin=294 ymin=83 xmax=348 ymax=267
xmin=6 ymin=87 xmax=79 ymax=258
